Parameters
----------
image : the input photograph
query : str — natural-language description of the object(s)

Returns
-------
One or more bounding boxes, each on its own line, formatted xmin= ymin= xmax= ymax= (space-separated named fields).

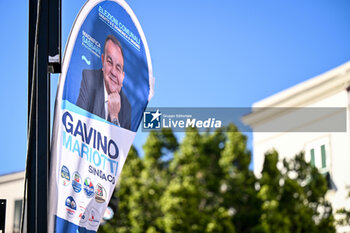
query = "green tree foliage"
xmin=159 ymin=127 xmax=235 ymax=233
xmin=219 ymin=125 xmax=261 ymax=233
xmin=335 ymin=191 xmax=350 ymax=228
xmin=253 ymin=151 xmax=335 ymax=233
xmin=100 ymin=125 xmax=336 ymax=233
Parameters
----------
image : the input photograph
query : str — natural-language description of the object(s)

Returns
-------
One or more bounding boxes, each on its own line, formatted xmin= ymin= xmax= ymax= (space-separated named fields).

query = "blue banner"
xmin=49 ymin=1 xmax=154 ymax=232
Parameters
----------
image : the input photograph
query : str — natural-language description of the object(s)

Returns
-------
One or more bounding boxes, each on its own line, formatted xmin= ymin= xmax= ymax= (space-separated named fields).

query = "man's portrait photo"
xmin=76 ymin=34 xmax=131 ymax=130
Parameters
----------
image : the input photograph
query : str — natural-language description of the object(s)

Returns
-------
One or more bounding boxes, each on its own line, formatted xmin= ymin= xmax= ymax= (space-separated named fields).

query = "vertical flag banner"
xmin=49 ymin=0 xmax=154 ymax=232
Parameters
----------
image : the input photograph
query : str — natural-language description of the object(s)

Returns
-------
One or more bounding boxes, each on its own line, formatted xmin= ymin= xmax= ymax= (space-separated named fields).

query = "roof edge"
xmin=253 ymin=61 xmax=350 ymax=108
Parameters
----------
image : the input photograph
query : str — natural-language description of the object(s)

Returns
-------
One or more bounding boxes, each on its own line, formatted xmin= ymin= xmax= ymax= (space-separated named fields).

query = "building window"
xmin=321 ymin=144 xmax=326 ymax=168
xmin=305 ymin=137 xmax=330 ymax=173
xmin=13 ymin=199 xmax=22 ymax=233
xmin=310 ymin=148 xmax=315 ymax=167
xmin=0 ymin=199 xmax=6 ymax=233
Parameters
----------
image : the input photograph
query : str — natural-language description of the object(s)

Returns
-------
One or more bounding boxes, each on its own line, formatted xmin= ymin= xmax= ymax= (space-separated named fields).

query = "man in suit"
xmin=76 ymin=34 xmax=131 ymax=130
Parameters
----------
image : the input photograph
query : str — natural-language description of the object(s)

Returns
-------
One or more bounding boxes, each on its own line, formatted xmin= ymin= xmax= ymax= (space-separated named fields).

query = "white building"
xmin=0 ymin=171 xmax=24 ymax=233
xmin=243 ymin=61 xmax=350 ymax=231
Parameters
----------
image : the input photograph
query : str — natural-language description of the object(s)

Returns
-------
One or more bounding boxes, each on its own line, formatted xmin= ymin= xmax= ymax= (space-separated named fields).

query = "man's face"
xmin=101 ymin=40 xmax=125 ymax=94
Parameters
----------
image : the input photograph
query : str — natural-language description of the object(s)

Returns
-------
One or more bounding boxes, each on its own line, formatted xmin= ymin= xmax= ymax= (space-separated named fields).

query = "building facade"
xmin=0 ymin=171 xmax=24 ymax=233
xmin=243 ymin=61 xmax=350 ymax=232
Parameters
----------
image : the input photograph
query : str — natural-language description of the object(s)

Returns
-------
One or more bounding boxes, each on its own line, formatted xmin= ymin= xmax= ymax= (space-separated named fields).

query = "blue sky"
xmin=1 ymin=0 xmax=350 ymax=175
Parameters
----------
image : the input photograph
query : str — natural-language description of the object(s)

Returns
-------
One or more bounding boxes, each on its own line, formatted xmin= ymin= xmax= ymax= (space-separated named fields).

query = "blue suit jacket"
xmin=76 ymin=69 xmax=131 ymax=130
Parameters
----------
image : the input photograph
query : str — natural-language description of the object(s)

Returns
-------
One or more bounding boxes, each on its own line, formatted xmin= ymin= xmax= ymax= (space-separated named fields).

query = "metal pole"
xmin=26 ymin=0 xmax=60 ymax=231
xmin=36 ymin=0 xmax=50 ymax=230
xmin=27 ymin=0 xmax=39 ymax=231
xmin=28 ymin=0 xmax=49 ymax=231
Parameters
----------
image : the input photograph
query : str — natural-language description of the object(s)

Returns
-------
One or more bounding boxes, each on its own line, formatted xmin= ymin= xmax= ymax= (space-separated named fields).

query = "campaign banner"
xmin=49 ymin=1 xmax=154 ymax=232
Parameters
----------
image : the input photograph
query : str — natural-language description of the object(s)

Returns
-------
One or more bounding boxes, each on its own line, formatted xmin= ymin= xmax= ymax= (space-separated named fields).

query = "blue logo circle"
xmin=71 ymin=171 xmax=82 ymax=193
xmin=83 ymin=177 xmax=94 ymax=198
xmin=60 ymin=165 xmax=70 ymax=186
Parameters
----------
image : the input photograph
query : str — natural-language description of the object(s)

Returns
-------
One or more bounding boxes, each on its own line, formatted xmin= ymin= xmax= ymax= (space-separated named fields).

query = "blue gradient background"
xmin=1 ymin=0 xmax=350 ymax=174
